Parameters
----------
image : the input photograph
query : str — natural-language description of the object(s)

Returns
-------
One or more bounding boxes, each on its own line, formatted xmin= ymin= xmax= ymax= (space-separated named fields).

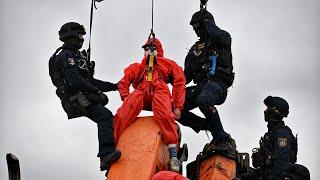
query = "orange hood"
xmin=142 ymin=38 xmax=164 ymax=57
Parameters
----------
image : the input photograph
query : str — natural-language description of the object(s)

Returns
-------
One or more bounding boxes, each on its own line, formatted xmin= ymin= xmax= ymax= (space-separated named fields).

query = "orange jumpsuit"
xmin=114 ymin=38 xmax=186 ymax=145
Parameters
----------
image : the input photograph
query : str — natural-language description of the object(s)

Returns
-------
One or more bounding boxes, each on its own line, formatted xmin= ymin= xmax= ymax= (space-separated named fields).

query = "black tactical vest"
xmin=186 ymin=40 xmax=234 ymax=87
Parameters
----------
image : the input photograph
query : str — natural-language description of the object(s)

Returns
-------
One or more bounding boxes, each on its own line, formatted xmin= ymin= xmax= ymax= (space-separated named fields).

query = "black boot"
xmin=203 ymin=135 xmax=237 ymax=158
xmin=100 ymin=149 xmax=121 ymax=171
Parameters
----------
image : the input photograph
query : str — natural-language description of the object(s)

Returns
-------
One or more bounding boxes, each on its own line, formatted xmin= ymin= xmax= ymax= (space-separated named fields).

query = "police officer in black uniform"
xmin=49 ymin=22 xmax=121 ymax=171
xmin=251 ymin=96 xmax=298 ymax=180
xmin=179 ymin=8 xmax=235 ymax=153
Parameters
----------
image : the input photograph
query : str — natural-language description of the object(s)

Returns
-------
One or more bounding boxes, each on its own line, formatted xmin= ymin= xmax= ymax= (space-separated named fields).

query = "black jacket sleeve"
xmin=90 ymin=79 xmax=118 ymax=92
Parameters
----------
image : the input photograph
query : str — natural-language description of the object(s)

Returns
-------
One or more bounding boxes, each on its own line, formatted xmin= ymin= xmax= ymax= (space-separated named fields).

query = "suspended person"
xmin=179 ymin=8 xmax=236 ymax=154
xmin=113 ymin=37 xmax=186 ymax=172
xmin=49 ymin=22 xmax=120 ymax=172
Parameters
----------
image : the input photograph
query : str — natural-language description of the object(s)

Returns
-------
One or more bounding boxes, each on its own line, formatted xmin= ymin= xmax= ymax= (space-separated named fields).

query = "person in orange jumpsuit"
xmin=113 ymin=38 xmax=186 ymax=172
xmin=152 ymin=171 xmax=188 ymax=180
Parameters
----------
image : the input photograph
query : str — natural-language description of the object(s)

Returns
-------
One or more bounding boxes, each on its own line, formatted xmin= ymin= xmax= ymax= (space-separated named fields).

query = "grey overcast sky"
xmin=1 ymin=0 xmax=319 ymax=179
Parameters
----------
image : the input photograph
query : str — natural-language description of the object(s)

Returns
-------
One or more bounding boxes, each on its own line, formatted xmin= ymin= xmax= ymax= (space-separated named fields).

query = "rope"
xmin=87 ymin=0 xmax=102 ymax=62
xmin=145 ymin=0 xmax=156 ymax=53
xmin=148 ymin=0 xmax=155 ymax=39
xmin=151 ymin=0 xmax=154 ymax=33
xmin=87 ymin=0 xmax=94 ymax=62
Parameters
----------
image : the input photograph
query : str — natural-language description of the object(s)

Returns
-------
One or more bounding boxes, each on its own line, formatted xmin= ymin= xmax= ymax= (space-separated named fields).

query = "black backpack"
xmin=48 ymin=47 xmax=68 ymax=99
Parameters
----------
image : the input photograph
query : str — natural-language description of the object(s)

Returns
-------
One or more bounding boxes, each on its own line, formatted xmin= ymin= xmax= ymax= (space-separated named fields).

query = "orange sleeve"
xmin=170 ymin=61 xmax=186 ymax=110
xmin=118 ymin=63 xmax=138 ymax=101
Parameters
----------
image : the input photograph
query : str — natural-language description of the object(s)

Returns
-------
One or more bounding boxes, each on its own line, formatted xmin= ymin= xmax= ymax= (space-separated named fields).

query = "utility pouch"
xmin=70 ymin=92 xmax=91 ymax=108
xmin=61 ymin=98 xmax=86 ymax=119
xmin=84 ymin=92 xmax=108 ymax=106
xmin=60 ymin=92 xmax=90 ymax=119
xmin=56 ymin=85 xmax=68 ymax=99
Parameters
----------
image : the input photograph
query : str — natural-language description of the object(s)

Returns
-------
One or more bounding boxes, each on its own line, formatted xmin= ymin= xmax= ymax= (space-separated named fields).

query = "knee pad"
xmin=199 ymin=106 xmax=217 ymax=115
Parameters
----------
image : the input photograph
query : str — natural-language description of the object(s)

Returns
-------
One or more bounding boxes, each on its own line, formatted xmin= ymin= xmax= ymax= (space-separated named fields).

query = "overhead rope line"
xmin=148 ymin=0 xmax=156 ymax=41
xmin=87 ymin=0 xmax=103 ymax=62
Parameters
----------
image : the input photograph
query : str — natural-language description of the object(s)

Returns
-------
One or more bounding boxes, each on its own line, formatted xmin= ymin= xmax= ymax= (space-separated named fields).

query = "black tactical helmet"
xmin=59 ymin=22 xmax=86 ymax=42
xmin=282 ymin=164 xmax=310 ymax=180
xmin=264 ymin=96 xmax=289 ymax=118
xmin=190 ymin=9 xmax=215 ymax=25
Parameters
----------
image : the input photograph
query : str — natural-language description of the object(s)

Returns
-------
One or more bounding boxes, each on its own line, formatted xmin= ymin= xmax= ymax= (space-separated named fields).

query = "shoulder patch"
xmin=278 ymin=138 xmax=288 ymax=147
xmin=68 ymin=58 xmax=75 ymax=65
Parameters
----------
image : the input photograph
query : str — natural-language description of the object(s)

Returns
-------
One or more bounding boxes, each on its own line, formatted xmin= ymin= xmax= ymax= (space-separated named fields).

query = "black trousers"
xmin=179 ymin=81 xmax=229 ymax=142
xmin=86 ymin=104 xmax=115 ymax=158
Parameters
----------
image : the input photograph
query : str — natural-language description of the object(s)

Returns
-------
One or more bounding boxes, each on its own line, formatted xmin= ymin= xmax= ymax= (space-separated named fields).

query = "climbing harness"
xmin=147 ymin=52 xmax=155 ymax=81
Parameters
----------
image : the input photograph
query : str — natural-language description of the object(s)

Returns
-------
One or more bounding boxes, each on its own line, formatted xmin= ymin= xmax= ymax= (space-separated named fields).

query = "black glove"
xmin=111 ymin=82 xmax=118 ymax=91
xmin=80 ymin=50 xmax=88 ymax=60
xmin=97 ymin=90 xmax=109 ymax=106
